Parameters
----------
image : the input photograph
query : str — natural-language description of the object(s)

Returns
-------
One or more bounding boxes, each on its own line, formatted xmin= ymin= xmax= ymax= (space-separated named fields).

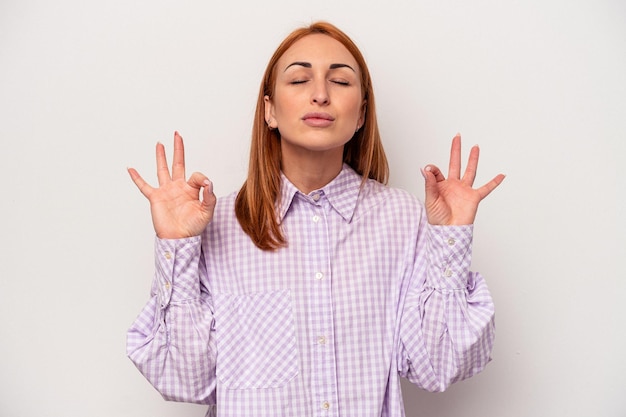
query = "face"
xmin=265 ymin=34 xmax=366 ymax=161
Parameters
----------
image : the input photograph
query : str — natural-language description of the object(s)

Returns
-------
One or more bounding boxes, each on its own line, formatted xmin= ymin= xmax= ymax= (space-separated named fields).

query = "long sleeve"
xmin=126 ymin=166 xmax=495 ymax=416
xmin=398 ymin=222 xmax=495 ymax=392
xmin=126 ymin=236 xmax=217 ymax=405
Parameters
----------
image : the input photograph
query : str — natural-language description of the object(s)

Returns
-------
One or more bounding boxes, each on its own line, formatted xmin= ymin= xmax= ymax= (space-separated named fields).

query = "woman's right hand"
xmin=128 ymin=131 xmax=216 ymax=239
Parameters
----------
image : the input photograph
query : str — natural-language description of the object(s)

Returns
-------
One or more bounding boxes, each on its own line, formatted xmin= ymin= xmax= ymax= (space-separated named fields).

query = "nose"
xmin=311 ymin=79 xmax=330 ymax=105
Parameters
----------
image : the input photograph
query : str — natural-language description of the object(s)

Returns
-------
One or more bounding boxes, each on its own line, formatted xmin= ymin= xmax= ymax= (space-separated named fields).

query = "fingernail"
xmin=420 ymin=168 xmax=426 ymax=179
xmin=204 ymin=179 xmax=213 ymax=194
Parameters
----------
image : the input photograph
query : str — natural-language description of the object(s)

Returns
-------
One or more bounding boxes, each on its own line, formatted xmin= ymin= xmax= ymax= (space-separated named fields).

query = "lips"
xmin=302 ymin=112 xmax=335 ymax=127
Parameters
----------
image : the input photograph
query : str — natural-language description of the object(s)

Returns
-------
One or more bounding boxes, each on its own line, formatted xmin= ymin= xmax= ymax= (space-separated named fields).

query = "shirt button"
xmin=164 ymin=251 xmax=172 ymax=260
xmin=444 ymin=268 xmax=453 ymax=277
xmin=317 ymin=335 xmax=326 ymax=345
xmin=312 ymin=215 xmax=320 ymax=223
xmin=322 ymin=401 xmax=330 ymax=410
xmin=165 ymin=282 xmax=171 ymax=290
xmin=312 ymin=193 xmax=321 ymax=202
xmin=315 ymin=272 xmax=324 ymax=280
xmin=447 ymin=238 xmax=456 ymax=246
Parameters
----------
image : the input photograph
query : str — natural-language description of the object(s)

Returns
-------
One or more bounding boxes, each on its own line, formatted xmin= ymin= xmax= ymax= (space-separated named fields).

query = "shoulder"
xmin=361 ymin=178 xmax=423 ymax=209
xmin=205 ymin=191 xmax=239 ymax=234
xmin=355 ymin=179 xmax=425 ymax=221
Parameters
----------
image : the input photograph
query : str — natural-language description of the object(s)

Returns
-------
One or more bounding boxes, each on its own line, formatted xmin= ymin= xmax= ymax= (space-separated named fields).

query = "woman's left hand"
xmin=422 ymin=133 xmax=505 ymax=225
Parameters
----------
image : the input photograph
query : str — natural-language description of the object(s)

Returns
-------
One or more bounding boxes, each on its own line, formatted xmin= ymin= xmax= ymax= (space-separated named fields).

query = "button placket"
xmin=160 ymin=249 xmax=174 ymax=307
xmin=305 ymin=193 xmax=337 ymax=415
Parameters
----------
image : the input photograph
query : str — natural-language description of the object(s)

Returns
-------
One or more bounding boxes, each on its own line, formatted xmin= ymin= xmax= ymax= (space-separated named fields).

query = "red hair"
xmin=235 ymin=22 xmax=389 ymax=250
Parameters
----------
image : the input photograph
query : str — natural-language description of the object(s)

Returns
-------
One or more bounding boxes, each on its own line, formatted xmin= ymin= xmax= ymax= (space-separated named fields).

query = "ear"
xmin=264 ymin=95 xmax=276 ymax=129
xmin=357 ymin=99 xmax=367 ymax=130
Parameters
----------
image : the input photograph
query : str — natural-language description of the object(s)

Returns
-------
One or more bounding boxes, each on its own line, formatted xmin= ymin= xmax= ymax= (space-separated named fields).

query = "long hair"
xmin=235 ymin=21 xmax=389 ymax=250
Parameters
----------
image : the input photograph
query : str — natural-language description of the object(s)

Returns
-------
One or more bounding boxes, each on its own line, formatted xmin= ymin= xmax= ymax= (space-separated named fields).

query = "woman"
xmin=127 ymin=21 xmax=504 ymax=417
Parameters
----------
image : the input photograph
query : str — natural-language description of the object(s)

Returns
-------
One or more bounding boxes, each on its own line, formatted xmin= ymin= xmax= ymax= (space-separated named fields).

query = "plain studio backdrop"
xmin=1 ymin=0 xmax=624 ymax=416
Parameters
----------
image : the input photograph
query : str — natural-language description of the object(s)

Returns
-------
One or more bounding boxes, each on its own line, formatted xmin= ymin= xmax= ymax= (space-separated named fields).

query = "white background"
xmin=1 ymin=0 xmax=624 ymax=416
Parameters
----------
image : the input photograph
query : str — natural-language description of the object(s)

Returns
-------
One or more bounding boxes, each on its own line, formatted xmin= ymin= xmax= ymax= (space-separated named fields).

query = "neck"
xmin=281 ymin=146 xmax=344 ymax=194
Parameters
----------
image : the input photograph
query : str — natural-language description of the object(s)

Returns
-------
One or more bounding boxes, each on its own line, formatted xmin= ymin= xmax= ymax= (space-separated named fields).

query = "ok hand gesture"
xmin=128 ymin=132 xmax=216 ymax=239
xmin=422 ymin=134 xmax=505 ymax=226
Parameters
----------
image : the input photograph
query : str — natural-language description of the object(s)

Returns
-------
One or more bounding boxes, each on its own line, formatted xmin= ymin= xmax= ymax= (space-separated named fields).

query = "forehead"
xmin=278 ymin=34 xmax=359 ymax=69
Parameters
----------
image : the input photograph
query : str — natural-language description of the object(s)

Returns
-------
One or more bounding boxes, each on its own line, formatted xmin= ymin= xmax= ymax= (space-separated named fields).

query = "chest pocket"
xmin=214 ymin=289 xmax=299 ymax=389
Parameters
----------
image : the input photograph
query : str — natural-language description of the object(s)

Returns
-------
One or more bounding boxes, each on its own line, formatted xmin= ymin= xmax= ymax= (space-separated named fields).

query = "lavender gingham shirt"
xmin=127 ymin=164 xmax=495 ymax=417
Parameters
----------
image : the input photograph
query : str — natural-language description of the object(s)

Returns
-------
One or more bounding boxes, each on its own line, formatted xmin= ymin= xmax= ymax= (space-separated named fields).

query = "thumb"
xmin=188 ymin=172 xmax=217 ymax=215
xmin=200 ymin=179 xmax=217 ymax=214
xmin=421 ymin=165 xmax=440 ymax=202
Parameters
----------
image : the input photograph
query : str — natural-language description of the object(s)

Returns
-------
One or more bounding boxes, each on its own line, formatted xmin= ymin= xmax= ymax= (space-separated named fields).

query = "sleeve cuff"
xmin=426 ymin=224 xmax=474 ymax=290
xmin=154 ymin=235 xmax=202 ymax=307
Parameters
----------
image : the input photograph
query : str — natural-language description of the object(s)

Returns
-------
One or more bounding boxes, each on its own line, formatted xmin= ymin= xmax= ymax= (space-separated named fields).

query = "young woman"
xmin=127 ymin=21 xmax=504 ymax=417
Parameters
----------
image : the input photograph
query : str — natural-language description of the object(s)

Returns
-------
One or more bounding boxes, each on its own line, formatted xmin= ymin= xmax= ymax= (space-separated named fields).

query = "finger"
xmin=200 ymin=179 xmax=217 ymax=214
xmin=423 ymin=164 xmax=446 ymax=182
xmin=187 ymin=171 xmax=210 ymax=191
xmin=188 ymin=172 xmax=217 ymax=213
xmin=155 ymin=142 xmax=171 ymax=186
xmin=421 ymin=166 xmax=438 ymax=201
xmin=172 ymin=131 xmax=186 ymax=181
xmin=421 ymin=165 xmax=447 ymax=207
xmin=477 ymin=173 xmax=506 ymax=200
xmin=462 ymin=145 xmax=480 ymax=186
xmin=448 ymin=133 xmax=462 ymax=179
xmin=127 ymin=167 xmax=154 ymax=198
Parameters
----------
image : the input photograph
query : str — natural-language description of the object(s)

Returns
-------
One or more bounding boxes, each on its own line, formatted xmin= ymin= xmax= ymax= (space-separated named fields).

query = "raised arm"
xmin=126 ymin=132 xmax=217 ymax=404
xmin=399 ymin=134 xmax=502 ymax=390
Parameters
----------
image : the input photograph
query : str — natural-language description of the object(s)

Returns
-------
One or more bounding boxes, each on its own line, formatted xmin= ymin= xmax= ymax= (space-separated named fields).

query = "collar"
xmin=277 ymin=164 xmax=362 ymax=223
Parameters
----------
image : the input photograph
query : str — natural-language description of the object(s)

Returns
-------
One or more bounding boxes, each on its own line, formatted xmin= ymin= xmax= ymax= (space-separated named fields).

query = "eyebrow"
xmin=284 ymin=61 xmax=356 ymax=73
